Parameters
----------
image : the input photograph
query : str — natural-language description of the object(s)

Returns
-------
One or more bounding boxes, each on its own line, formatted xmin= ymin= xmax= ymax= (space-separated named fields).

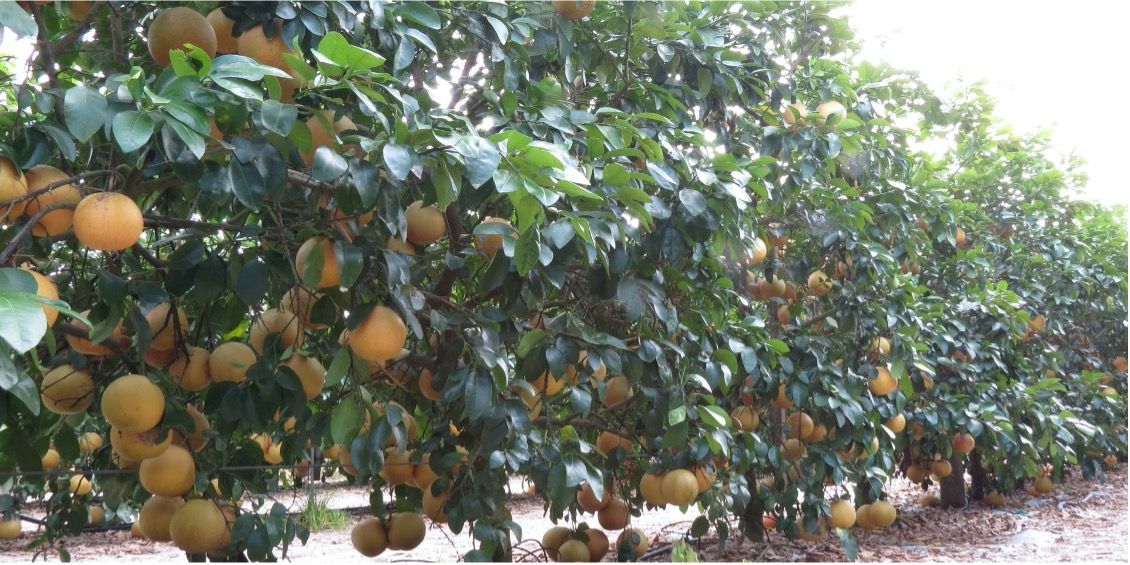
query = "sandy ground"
xmin=0 ymin=466 xmax=1126 ymax=562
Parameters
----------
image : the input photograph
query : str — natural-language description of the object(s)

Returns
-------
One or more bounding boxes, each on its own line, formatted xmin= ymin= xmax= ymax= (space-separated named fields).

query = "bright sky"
xmin=843 ymin=1 xmax=1129 ymax=207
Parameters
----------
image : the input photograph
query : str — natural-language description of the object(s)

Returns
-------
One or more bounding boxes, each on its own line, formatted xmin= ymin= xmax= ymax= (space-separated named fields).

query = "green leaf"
xmin=516 ymin=329 xmax=549 ymax=358
xmin=229 ymin=160 xmax=266 ymax=210
xmin=697 ymin=405 xmax=730 ymax=429
xmin=210 ymin=55 xmax=293 ymax=80
xmin=335 ymin=242 xmax=364 ymax=288
xmin=260 ymin=100 xmax=297 ymax=136
xmin=383 ymin=143 xmax=413 ymax=181
xmin=398 ymin=2 xmax=442 ymax=30
xmin=679 ymin=189 xmax=708 ymax=216
xmin=312 ymin=147 xmax=348 ymax=182
xmin=0 ymin=1 xmax=37 ymax=37
xmin=603 ymin=163 xmax=630 ymax=186
xmin=513 ymin=230 xmax=539 ymax=277
xmin=463 ymin=370 xmax=493 ymax=421
xmin=111 ymin=111 xmax=155 ymax=153
xmin=668 ymin=404 xmax=687 ymax=426
xmin=315 ymin=32 xmax=385 ymax=70
xmin=0 ymin=289 xmax=47 ymax=353
xmin=236 ymin=260 xmax=267 ymax=306
xmin=331 ymin=398 xmax=364 ymax=445
xmin=63 ymin=86 xmax=107 ymax=142
xmin=455 ymin=136 xmax=500 ymax=187
xmin=433 ymin=159 xmax=460 ymax=209
xmin=325 ymin=348 xmax=351 ymax=388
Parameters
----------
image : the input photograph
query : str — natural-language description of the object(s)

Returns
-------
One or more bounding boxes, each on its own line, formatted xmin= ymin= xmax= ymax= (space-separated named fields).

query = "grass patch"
xmin=299 ymin=487 xmax=347 ymax=531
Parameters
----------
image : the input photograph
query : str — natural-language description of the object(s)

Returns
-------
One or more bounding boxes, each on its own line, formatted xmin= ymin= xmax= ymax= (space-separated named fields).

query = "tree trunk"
xmin=968 ymin=451 xmax=987 ymax=500
xmin=940 ymin=454 xmax=967 ymax=508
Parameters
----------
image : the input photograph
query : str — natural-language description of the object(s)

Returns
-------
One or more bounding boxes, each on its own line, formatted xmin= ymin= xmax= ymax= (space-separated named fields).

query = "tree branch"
xmin=0 ymin=202 xmax=76 ymax=264
xmin=430 ymin=204 xmax=466 ymax=298
xmin=286 ymin=169 xmax=335 ymax=193
xmin=0 ymin=170 xmax=119 ymax=208
xmin=50 ymin=1 xmax=106 ymax=55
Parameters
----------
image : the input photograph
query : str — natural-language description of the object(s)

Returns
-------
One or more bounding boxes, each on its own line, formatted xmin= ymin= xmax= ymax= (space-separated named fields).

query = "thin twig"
xmin=0 ymin=202 xmax=76 ymax=264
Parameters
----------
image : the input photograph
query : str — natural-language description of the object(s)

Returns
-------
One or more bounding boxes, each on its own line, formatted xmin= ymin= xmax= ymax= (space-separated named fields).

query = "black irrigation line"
xmin=0 ymin=461 xmax=413 ymax=480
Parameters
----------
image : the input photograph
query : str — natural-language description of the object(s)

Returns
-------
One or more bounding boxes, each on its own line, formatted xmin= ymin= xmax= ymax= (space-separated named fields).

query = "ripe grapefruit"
xmin=101 ymin=374 xmax=165 ymax=433
xmin=73 ymin=192 xmax=144 ymax=251
xmin=147 ymin=7 xmax=217 ymax=66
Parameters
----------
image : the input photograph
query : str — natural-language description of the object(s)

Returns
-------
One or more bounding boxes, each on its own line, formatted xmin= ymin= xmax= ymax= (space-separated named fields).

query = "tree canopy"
xmin=0 ymin=0 xmax=1124 ymax=561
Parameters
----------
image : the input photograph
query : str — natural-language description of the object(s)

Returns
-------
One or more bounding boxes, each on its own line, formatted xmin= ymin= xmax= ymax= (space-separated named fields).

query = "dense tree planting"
xmin=0 ymin=0 xmax=1124 ymax=561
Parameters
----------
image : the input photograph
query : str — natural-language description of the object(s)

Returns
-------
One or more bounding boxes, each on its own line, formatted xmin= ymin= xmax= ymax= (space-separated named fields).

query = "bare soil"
xmin=1 ymin=466 xmax=1125 ymax=562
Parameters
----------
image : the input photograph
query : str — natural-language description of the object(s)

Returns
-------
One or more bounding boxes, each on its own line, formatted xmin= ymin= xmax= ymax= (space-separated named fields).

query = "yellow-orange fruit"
xmin=101 ymin=374 xmax=165 ymax=433
xmin=868 ymin=500 xmax=897 ymax=527
xmin=168 ymin=346 xmax=212 ymax=392
xmin=731 ymin=405 xmax=759 ymax=431
xmin=147 ymin=7 xmax=217 ymax=66
xmin=596 ymin=430 xmax=631 ymax=455
xmin=883 ymin=414 xmax=906 ymax=433
xmin=786 ymin=412 xmax=815 ymax=440
xmin=206 ymin=8 xmax=238 ymax=53
xmin=551 ymin=0 xmax=596 ymax=20
xmin=983 ymin=491 xmax=1005 ymax=507
xmin=281 ymin=353 xmax=325 ymax=400
xmin=73 ymin=192 xmax=144 ymax=251
xmin=295 ymin=236 xmax=341 ymax=288
xmin=23 ymin=165 xmax=80 ymax=237
xmin=0 ymin=518 xmax=20 ymax=539
xmin=828 ymin=500 xmax=855 ymax=529
xmin=558 ymin=539 xmax=590 ymax=562
xmin=930 ymin=460 xmax=952 ymax=478
xmin=413 ymin=454 xmax=439 ymax=490
xmin=387 ymin=236 xmax=415 ymax=255
xmin=748 ymin=237 xmax=768 ymax=265
xmin=23 ymin=269 xmax=59 ymax=327
xmin=616 ymin=528 xmax=648 ymax=557
xmin=40 ymin=365 xmax=95 ymax=414
xmin=88 ymin=505 xmax=105 ymax=525
xmin=868 ymin=365 xmax=898 ymax=396
xmin=807 ymin=270 xmax=832 ymax=295
xmin=661 ymin=469 xmax=698 ymax=506
xmin=143 ymin=346 xmax=178 ymax=369
xmin=169 ymin=499 xmax=231 ymax=554
xmin=139 ymin=495 xmax=185 ymax=542
xmin=378 ymin=448 xmax=415 ymax=486
xmin=78 ymin=431 xmax=103 ymax=452
xmin=182 ymin=404 xmax=210 ymax=452
xmin=41 ymin=448 xmax=60 ymax=470
xmin=209 ymin=341 xmax=256 ymax=383
xmin=783 ymin=438 xmax=806 ymax=461
xmin=533 ymin=370 xmax=565 ymax=396
xmin=405 ymin=201 xmax=446 ymax=246
xmin=349 ymin=305 xmax=407 ymax=363
xmin=69 ymin=474 xmax=93 ymax=496
xmin=542 ymin=526 xmax=571 ymax=560
xmin=144 ymin=303 xmax=188 ymax=352
xmin=0 ymin=156 xmax=27 ymax=221
xmin=249 ymin=308 xmax=304 ymax=353
xmin=1033 ymin=476 xmax=1053 ymax=494
xmin=110 ymin=425 xmax=171 ymax=460
xmin=386 ymin=512 xmax=426 ymax=550
xmin=66 ymin=309 xmax=125 ymax=357
xmin=772 ymin=383 xmax=793 ymax=409
xmin=597 ymin=497 xmax=629 ymax=530
xmin=638 ymin=472 xmax=665 ymax=507
xmin=816 ymin=100 xmax=847 ymax=125
xmin=139 ymin=445 xmax=195 ymax=497
xmin=474 ymin=217 xmax=513 ymax=257
xmin=422 ymin=487 xmax=449 ymax=523
xmin=584 ymin=528 xmax=610 ymax=561
xmin=919 ymin=494 xmax=941 ymax=507
xmin=905 ymin=464 xmax=927 ymax=483
xmin=418 ymin=368 xmax=442 ymax=401
xmin=577 ymin=482 xmax=610 ymax=512
xmin=955 ymin=227 xmax=967 ymax=247
xmin=781 ymin=102 xmax=808 ymax=126
xmin=352 ymin=517 xmax=389 ymax=557
xmin=603 ymin=376 xmax=633 ymax=408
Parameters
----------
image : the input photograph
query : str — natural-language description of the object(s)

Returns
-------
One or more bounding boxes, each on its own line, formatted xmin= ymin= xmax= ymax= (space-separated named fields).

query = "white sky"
xmin=844 ymin=1 xmax=1129 ymax=207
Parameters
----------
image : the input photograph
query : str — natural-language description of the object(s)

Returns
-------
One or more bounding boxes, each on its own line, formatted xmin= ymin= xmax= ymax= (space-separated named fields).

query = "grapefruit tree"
xmin=0 ymin=1 xmax=1124 ymax=561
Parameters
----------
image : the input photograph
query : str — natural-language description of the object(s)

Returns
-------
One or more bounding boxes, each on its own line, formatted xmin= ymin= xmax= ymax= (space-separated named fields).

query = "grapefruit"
xmin=23 ymin=269 xmax=59 ymax=327
xmin=101 ymin=374 xmax=164 ymax=433
xmin=168 ymin=346 xmax=212 ymax=391
xmin=209 ymin=342 xmax=256 ymax=383
xmin=23 ymin=165 xmax=81 ymax=237
xmin=639 ymin=472 xmax=666 ymax=506
xmin=386 ymin=512 xmax=426 ymax=550
xmin=596 ymin=497 xmax=629 ymax=530
xmin=206 ymin=8 xmax=238 ymax=53
xmin=73 ymin=192 xmax=144 ymax=251
xmin=405 ymin=201 xmax=446 ymax=246
xmin=558 ymin=539 xmax=590 ymax=562
xmin=351 ymin=517 xmax=388 ymax=557
xmin=828 ymin=500 xmax=855 ymax=529
xmin=147 ymin=7 xmax=217 ymax=66
xmin=144 ymin=303 xmax=188 ymax=351
xmin=551 ymin=0 xmax=596 ymax=20
xmin=139 ymin=445 xmax=195 ymax=497
xmin=295 ymin=236 xmax=340 ymax=288
xmin=0 ymin=156 xmax=27 ymax=221
xmin=348 ymin=305 xmax=407 ymax=363
xmin=40 ymin=365 xmax=95 ymax=414
xmin=577 ymin=482 xmax=610 ymax=512
xmin=139 ymin=495 xmax=185 ymax=542
xmin=169 ymin=499 xmax=231 ymax=553
xmin=474 ymin=217 xmax=513 ymax=257
xmin=249 ymin=308 xmax=304 ymax=353
xmin=110 ymin=425 xmax=172 ymax=460
xmin=281 ymin=354 xmax=325 ymax=400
